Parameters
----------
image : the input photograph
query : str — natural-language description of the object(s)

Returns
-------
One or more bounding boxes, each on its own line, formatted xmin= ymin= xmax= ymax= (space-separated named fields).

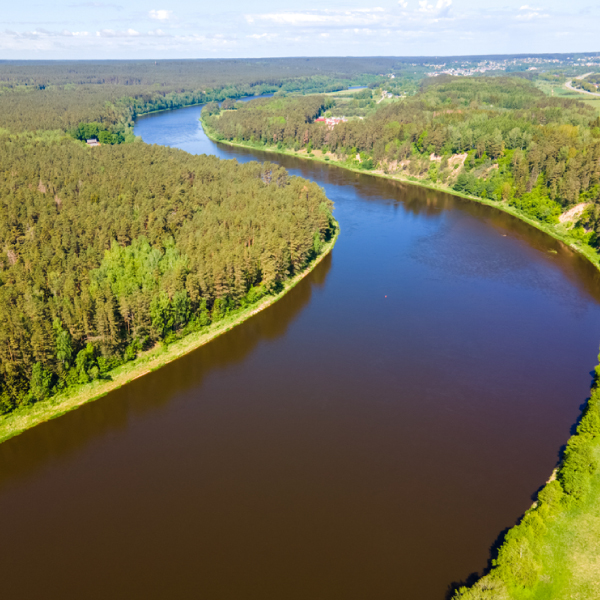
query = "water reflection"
xmin=0 ymin=254 xmax=331 ymax=493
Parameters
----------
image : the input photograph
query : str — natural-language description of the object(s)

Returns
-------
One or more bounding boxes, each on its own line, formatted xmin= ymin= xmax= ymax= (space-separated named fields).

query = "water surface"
xmin=1 ymin=104 xmax=600 ymax=599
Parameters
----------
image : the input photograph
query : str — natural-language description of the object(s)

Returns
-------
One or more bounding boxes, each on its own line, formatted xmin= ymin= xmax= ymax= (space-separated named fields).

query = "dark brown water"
xmin=2 ymin=105 xmax=600 ymax=599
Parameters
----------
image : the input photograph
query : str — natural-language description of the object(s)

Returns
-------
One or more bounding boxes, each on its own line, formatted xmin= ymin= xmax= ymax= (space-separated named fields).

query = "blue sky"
xmin=1 ymin=0 xmax=599 ymax=59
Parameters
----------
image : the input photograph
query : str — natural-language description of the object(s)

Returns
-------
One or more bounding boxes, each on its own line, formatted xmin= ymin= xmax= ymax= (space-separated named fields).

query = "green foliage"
xmin=493 ymin=534 xmax=540 ymax=588
xmin=150 ymin=291 xmax=191 ymax=339
xmin=72 ymin=343 xmax=101 ymax=385
xmin=536 ymin=479 xmax=564 ymax=513
xmin=0 ymin=135 xmax=334 ymax=414
xmin=204 ymin=95 xmax=331 ymax=151
xmin=455 ymin=351 xmax=600 ymax=598
xmin=53 ymin=319 xmax=73 ymax=370
xmin=509 ymin=186 xmax=562 ymax=224
xmin=209 ymin=76 xmax=600 ymax=245
xmin=360 ymin=155 xmax=375 ymax=170
xmin=29 ymin=362 xmax=53 ymax=402
xmin=453 ymin=172 xmax=497 ymax=199
xmin=70 ymin=122 xmax=124 ymax=144
xmin=559 ymin=434 xmax=597 ymax=499
xmin=453 ymin=579 xmax=509 ymax=600
xmin=353 ymin=88 xmax=373 ymax=100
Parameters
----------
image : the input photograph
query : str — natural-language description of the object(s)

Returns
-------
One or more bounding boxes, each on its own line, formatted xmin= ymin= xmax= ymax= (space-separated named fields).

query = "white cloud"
xmin=69 ymin=2 xmax=123 ymax=8
xmin=96 ymin=28 xmax=145 ymax=37
xmin=149 ymin=9 xmax=172 ymax=21
xmin=247 ymin=33 xmax=278 ymax=40
xmin=247 ymin=7 xmax=403 ymax=29
xmin=418 ymin=0 xmax=451 ymax=16
xmin=515 ymin=8 xmax=549 ymax=20
xmin=398 ymin=0 xmax=408 ymax=8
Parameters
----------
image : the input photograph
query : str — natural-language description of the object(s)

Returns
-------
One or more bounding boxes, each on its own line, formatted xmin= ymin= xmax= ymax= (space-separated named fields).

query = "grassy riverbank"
xmin=202 ymin=117 xmax=600 ymax=599
xmin=0 ymin=225 xmax=338 ymax=445
xmin=201 ymin=118 xmax=600 ymax=273
xmin=454 ymin=371 xmax=600 ymax=600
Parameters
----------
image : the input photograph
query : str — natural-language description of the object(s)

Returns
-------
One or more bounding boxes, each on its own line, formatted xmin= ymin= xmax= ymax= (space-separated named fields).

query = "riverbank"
xmin=201 ymin=119 xmax=600 ymax=273
xmin=0 ymin=225 xmax=339 ymax=445
xmin=454 ymin=374 xmax=600 ymax=600
xmin=201 ymin=117 xmax=600 ymax=599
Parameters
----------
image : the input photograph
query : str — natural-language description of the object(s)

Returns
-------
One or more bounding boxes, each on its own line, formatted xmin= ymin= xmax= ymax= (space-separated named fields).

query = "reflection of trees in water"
xmin=230 ymin=140 xmax=600 ymax=305
xmin=0 ymin=253 xmax=332 ymax=492
xmin=400 ymin=184 xmax=600 ymax=303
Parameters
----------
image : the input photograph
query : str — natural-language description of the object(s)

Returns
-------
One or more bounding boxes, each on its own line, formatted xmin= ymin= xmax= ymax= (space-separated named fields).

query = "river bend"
xmin=1 ymin=104 xmax=600 ymax=599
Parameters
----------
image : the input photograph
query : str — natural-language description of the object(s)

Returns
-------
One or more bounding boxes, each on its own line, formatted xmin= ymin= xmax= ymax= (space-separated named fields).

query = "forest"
xmin=0 ymin=58 xmax=397 ymax=134
xmin=0 ymin=59 xmax=364 ymax=415
xmin=0 ymin=134 xmax=334 ymax=413
xmin=205 ymin=76 xmax=600 ymax=246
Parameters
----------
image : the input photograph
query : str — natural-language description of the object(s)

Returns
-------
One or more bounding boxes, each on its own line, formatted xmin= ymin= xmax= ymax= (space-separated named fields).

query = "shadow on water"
xmin=0 ymin=253 xmax=332 ymax=493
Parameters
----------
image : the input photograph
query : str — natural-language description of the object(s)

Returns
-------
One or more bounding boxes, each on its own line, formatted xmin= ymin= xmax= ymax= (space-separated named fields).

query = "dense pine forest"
xmin=0 ymin=135 xmax=334 ymax=413
xmin=205 ymin=77 xmax=600 ymax=245
xmin=0 ymin=59 xmax=360 ymax=415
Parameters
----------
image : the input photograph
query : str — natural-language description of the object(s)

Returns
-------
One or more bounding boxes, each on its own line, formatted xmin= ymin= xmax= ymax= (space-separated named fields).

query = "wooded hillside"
xmin=0 ymin=59 xmax=395 ymax=134
xmin=206 ymin=77 xmax=600 ymax=243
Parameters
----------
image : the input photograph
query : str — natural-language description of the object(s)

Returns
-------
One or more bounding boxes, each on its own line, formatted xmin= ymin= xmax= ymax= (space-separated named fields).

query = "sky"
xmin=1 ymin=0 xmax=599 ymax=60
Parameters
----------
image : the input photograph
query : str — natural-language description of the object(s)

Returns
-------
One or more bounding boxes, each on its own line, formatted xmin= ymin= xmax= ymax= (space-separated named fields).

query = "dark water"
xmin=2 ymin=105 xmax=600 ymax=600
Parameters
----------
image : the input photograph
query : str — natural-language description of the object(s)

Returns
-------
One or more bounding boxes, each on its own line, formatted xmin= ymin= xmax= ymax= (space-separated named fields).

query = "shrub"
xmin=559 ymin=434 xmax=597 ymax=500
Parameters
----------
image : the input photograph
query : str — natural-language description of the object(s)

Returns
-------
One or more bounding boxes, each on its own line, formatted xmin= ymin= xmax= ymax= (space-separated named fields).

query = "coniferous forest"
xmin=0 ymin=137 xmax=334 ymax=412
xmin=0 ymin=61 xmax=340 ymax=414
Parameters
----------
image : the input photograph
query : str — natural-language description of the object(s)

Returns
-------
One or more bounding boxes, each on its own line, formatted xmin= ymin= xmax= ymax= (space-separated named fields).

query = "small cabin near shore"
xmin=86 ymin=139 xmax=101 ymax=147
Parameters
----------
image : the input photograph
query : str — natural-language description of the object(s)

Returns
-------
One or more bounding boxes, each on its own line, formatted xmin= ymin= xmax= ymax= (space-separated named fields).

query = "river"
xmin=1 ymin=104 xmax=600 ymax=599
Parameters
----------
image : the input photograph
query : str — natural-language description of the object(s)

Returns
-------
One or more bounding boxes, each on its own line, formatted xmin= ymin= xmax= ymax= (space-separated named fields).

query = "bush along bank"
xmin=201 ymin=114 xmax=600 ymax=275
xmin=454 ymin=353 xmax=600 ymax=599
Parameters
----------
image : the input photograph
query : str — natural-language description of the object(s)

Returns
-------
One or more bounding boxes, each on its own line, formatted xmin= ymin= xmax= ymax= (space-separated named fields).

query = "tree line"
xmin=206 ymin=76 xmax=600 ymax=245
xmin=0 ymin=59 xmax=396 ymax=135
xmin=0 ymin=134 xmax=334 ymax=413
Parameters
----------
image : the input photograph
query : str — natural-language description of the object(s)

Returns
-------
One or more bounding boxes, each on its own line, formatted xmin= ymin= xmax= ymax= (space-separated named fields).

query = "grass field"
xmin=536 ymin=456 xmax=600 ymax=599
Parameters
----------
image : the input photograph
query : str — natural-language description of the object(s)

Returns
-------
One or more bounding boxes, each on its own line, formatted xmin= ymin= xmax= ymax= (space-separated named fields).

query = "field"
xmin=535 ymin=79 xmax=600 ymax=115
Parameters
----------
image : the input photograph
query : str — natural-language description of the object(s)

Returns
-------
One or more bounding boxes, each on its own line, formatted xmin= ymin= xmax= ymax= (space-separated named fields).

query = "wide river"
xmin=2 ymin=105 xmax=600 ymax=599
